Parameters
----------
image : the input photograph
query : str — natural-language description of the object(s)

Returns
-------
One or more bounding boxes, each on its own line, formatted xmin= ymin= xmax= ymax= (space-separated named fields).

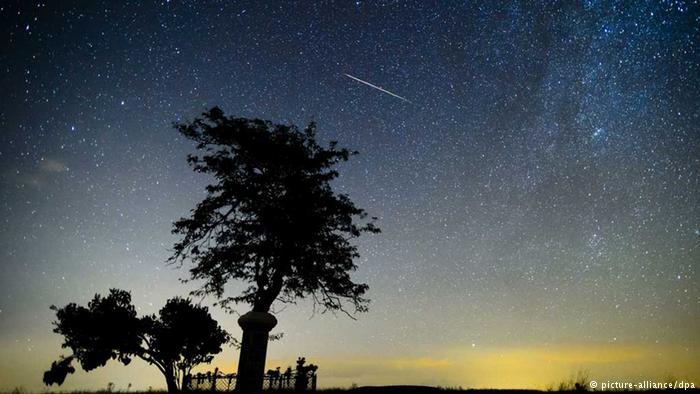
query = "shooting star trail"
xmin=344 ymin=73 xmax=411 ymax=103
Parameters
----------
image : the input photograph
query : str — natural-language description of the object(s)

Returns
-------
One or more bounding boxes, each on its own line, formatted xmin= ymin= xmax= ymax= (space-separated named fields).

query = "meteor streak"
xmin=344 ymin=73 xmax=411 ymax=103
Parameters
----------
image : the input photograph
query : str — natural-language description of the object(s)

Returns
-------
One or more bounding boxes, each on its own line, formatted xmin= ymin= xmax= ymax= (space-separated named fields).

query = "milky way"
xmin=1 ymin=1 xmax=698 ymax=390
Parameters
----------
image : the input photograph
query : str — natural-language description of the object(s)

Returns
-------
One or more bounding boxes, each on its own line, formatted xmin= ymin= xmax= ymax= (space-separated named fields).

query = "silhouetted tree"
xmin=170 ymin=108 xmax=379 ymax=392
xmin=171 ymin=107 xmax=380 ymax=315
xmin=44 ymin=289 xmax=229 ymax=393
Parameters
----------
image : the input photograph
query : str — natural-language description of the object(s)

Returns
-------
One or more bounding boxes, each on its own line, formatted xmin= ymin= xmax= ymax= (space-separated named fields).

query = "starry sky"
xmin=1 ymin=0 xmax=699 ymax=391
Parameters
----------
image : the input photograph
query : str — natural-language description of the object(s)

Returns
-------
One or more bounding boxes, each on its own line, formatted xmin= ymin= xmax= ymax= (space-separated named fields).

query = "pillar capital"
xmin=238 ymin=311 xmax=278 ymax=331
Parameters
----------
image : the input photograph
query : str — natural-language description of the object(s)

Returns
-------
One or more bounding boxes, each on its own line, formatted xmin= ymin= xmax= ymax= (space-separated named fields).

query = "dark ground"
xmin=3 ymin=387 xmax=699 ymax=394
xmin=322 ymin=387 xmax=700 ymax=394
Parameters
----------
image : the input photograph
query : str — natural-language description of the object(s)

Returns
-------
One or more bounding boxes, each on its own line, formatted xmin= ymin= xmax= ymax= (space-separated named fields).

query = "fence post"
xmin=212 ymin=368 xmax=218 ymax=392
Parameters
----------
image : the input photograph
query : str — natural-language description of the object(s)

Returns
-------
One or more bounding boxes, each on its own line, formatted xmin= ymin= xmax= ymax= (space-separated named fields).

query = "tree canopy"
xmin=44 ymin=289 xmax=229 ymax=392
xmin=171 ymin=107 xmax=379 ymax=315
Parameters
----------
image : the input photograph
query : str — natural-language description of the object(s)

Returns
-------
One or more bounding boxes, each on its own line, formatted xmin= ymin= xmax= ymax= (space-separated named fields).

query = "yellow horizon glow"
xmin=3 ymin=339 xmax=698 ymax=391
xmin=198 ymin=342 xmax=699 ymax=390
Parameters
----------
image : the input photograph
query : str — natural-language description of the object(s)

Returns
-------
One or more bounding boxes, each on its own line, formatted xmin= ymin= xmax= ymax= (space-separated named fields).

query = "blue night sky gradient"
xmin=0 ymin=1 xmax=698 ymax=390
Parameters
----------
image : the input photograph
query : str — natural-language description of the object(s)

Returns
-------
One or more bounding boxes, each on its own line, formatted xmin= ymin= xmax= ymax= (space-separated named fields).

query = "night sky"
xmin=1 ymin=1 xmax=699 ymax=390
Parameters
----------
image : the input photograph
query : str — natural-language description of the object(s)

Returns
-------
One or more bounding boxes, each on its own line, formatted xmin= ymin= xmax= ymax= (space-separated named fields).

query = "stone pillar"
xmin=235 ymin=311 xmax=277 ymax=394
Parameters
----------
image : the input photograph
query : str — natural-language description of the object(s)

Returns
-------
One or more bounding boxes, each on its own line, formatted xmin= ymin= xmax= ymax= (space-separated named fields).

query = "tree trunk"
xmin=181 ymin=368 xmax=190 ymax=392
xmin=235 ymin=311 xmax=277 ymax=394
xmin=165 ymin=372 xmax=179 ymax=393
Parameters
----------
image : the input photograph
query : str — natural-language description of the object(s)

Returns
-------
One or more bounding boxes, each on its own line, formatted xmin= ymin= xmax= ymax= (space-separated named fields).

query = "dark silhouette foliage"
xmin=294 ymin=357 xmax=318 ymax=391
xmin=171 ymin=107 xmax=380 ymax=315
xmin=43 ymin=356 xmax=75 ymax=386
xmin=44 ymin=289 xmax=229 ymax=392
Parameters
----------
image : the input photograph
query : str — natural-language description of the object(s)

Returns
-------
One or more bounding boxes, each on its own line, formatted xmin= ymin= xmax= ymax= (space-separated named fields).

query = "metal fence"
xmin=185 ymin=370 xmax=317 ymax=392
